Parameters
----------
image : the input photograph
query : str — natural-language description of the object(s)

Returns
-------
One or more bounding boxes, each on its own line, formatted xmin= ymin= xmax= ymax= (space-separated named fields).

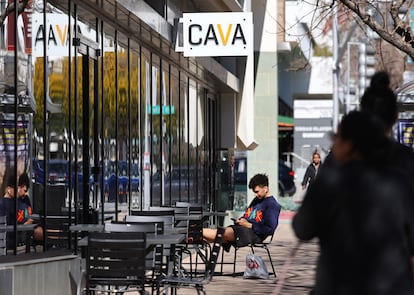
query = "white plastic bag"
xmin=243 ymin=253 xmax=269 ymax=279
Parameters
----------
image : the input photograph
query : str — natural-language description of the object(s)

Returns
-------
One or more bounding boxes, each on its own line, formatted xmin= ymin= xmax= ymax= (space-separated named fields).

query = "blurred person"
xmin=301 ymin=151 xmax=321 ymax=190
xmin=361 ymin=71 xmax=414 ymax=261
xmin=319 ymin=71 xmax=395 ymax=171
xmin=293 ymin=110 xmax=414 ymax=294
xmin=203 ymin=173 xmax=281 ymax=251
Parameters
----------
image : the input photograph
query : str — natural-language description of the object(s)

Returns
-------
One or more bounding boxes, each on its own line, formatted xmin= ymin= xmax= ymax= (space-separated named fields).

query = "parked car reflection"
xmin=151 ymin=168 xmax=194 ymax=206
xmin=104 ymin=161 xmax=140 ymax=202
xmin=278 ymin=160 xmax=296 ymax=197
xmin=32 ymin=158 xmax=68 ymax=185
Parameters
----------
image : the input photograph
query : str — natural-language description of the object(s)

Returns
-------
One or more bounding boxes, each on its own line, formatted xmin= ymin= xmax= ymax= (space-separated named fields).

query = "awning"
xmin=237 ymin=53 xmax=258 ymax=150
xmin=278 ymin=115 xmax=294 ymax=131
xmin=277 ymin=115 xmax=295 ymax=128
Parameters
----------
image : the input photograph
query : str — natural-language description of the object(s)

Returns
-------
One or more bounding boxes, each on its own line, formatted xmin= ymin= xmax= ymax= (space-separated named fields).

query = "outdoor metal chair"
xmin=125 ymin=215 xmax=175 ymax=231
xmin=174 ymin=206 xmax=211 ymax=278
xmin=219 ymin=231 xmax=277 ymax=277
xmin=131 ymin=209 xmax=175 ymax=217
xmin=81 ymin=231 xmax=147 ymax=294
xmin=157 ymin=227 xmax=224 ymax=295
xmin=105 ymin=221 xmax=165 ymax=294
xmin=32 ymin=214 xmax=76 ymax=251
xmin=175 ymin=202 xmax=210 ymax=212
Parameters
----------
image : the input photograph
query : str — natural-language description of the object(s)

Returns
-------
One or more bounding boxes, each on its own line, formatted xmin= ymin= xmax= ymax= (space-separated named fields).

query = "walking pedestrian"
xmin=301 ymin=151 xmax=321 ymax=190
xmin=293 ymin=110 xmax=414 ymax=294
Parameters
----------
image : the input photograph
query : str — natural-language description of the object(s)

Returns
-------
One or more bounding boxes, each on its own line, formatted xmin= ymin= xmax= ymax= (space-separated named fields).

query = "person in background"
xmin=293 ymin=110 xmax=414 ymax=294
xmin=203 ymin=173 xmax=281 ymax=251
xmin=301 ymin=151 xmax=321 ymax=190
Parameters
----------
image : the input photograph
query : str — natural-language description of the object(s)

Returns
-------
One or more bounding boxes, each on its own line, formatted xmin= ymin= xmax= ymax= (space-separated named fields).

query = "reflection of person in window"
xmin=17 ymin=173 xmax=43 ymax=241
xmin=0 ymin=173 xmax=43 ymax=247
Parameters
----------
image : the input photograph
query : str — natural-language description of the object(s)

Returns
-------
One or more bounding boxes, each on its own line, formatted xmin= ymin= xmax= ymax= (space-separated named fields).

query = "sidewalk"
xmin=176 ymin=214 xmax=319 ymax=295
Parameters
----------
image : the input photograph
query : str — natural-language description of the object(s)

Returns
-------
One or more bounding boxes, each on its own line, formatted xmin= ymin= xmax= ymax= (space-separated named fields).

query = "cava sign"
xmin=177 ymin=12 xmax=253 ymax=57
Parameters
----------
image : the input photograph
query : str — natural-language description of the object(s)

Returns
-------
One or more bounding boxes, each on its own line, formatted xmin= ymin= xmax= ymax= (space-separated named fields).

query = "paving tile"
xmin=154 ymin=221 xmax=319 ymax=295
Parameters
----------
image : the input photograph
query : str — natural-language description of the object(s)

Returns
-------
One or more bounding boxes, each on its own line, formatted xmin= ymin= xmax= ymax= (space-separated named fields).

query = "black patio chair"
xmin=131 ymin=209 xmax=175 ymax=217
xmin=219 ymin=230 xmax=277 ymax=277
xmin=105 ymin=221 xmax=165 ymax=294
xmin=174 ymin=206 xmax=211 ymax=278
xmin=125 ymin=215 xmax=175 ymax=231
xmin=81 ymin=231 xmax=147 ymax=294
xmin=157 ymin=227 xmax=224 ymax=295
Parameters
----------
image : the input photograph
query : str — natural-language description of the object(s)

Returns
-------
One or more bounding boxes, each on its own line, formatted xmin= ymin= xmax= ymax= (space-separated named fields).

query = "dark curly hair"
xmin=248 ymin=173 xmax=269 ymax=189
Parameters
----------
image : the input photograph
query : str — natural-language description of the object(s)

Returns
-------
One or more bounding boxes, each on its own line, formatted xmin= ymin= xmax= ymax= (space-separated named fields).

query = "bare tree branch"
xmin=339 ymin=0 xmax=414 ymax=59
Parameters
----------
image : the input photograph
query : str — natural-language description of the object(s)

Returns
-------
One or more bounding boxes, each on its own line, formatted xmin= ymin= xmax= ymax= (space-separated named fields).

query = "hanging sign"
xmin=176 ymin=12 xmax=253 ymax=57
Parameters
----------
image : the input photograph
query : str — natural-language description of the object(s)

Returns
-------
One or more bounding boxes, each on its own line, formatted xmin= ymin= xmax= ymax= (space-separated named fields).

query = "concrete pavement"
xmin=173 ymin=215 xmax=319 ymax=295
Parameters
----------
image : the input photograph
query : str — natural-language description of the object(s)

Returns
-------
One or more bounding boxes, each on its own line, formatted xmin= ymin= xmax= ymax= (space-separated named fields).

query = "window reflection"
xmin=3 ymin=0 xmax=219 ymax=254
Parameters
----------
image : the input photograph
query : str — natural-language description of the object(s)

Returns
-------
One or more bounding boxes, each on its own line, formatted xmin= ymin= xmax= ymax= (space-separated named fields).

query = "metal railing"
xmin=282 ymin=152 xmax=310 ymax=169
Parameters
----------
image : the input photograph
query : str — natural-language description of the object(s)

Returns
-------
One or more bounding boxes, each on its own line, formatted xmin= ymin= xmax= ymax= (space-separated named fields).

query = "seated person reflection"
xmin=0 ymin=173 xmax=43 ymax=248
xmin=16 ymin=173 xmax=43 ymax=241
xmin=203 ymin=173 xmax=281 ymax=251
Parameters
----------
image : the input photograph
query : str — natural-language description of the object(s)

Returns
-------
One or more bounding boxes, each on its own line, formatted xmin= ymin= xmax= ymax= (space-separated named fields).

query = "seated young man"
xmin=203 ymin=173 xmax=281 ymax=250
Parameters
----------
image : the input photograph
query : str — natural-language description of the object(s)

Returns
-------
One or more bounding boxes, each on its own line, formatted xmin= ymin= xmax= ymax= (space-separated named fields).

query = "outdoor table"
xmin=30 ymin=214 xmax=76 ymax=221
xmin=69 ymin=224 xmax=104 ymax=232
xmin=60 ymin=207 xmax=120 ymax=222
xmin=77 ymin=232 xmax=185 ymax=261
xmin=77 ymin=232 xmax=185 ymax=248
xmin=174 ymin=214 xmax=204 ymax=221
xmin=203 ymin=211 xmax=228 ymax=217
xmin=0 ymin=224 xmax=37 ymax=253
xmin=0 ymin=224 xmax=37 ymax=232
xmin=203 ymin=211 xmax=228 ymax=226
xmin=165 ymin=227 xmax=187 ymax=234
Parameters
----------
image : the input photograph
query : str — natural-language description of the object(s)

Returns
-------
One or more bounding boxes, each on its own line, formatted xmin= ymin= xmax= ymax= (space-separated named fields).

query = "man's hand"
xmin=236 ymin=218 xmax=252 ymax=228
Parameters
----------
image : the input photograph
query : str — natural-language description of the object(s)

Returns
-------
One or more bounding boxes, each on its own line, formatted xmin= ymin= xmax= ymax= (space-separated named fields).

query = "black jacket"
xmin=293 ymin=160 xmax=414 ymax=295
xmin=301 ymin=163 xmax=320 ymax=187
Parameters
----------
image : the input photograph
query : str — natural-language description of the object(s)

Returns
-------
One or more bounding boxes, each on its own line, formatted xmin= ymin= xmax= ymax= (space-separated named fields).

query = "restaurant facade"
xmin=2 ymin=0 xmax=280 ymax=248
xmin=3 ymin=0 xmax=246 ymax=220
xmin=0 ymin=0 xmax=282 ymax=292
xmin=2 ymin=0 xmax=282 ymax=247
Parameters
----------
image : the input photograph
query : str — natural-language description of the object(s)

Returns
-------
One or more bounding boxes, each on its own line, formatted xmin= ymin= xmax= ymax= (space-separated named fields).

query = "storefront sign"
xmin=32 ymin=13 xmax=113 ymax=57
xmin=177 ymin=12 xmax=253 ymax=57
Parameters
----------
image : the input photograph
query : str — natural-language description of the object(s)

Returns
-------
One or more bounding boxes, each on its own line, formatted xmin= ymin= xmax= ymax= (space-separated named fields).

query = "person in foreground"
xmin=292 ymin=110 xmax=414 ymax=295
xmin=203 ymin=173 xmax=281 ymax=250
